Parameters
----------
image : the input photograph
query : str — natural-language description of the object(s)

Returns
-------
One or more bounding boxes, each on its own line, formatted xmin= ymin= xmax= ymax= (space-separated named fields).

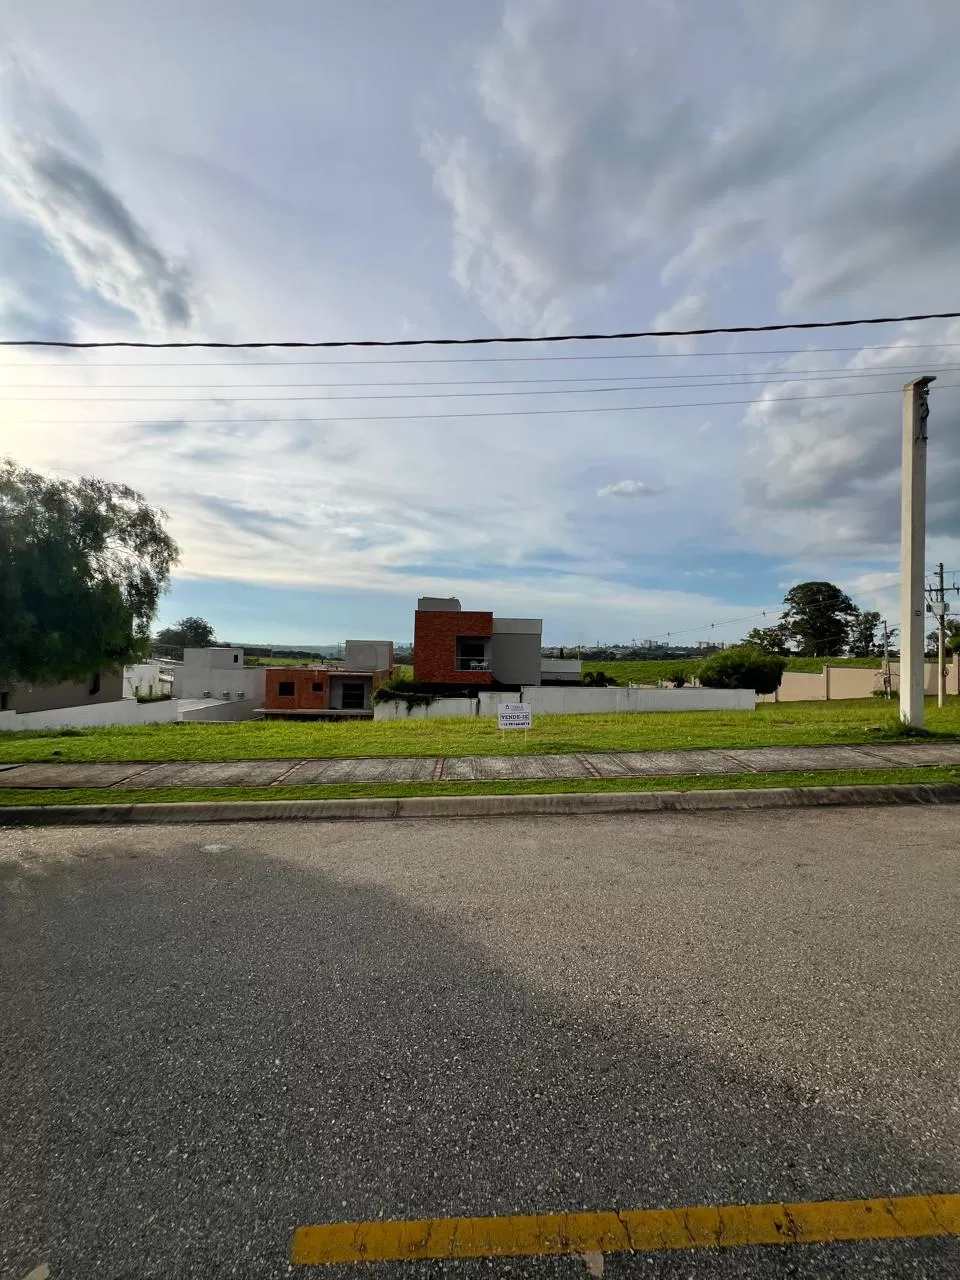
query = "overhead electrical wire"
xmin=13 ymin=378 xmax=960 ymax=424
xmin=8 ymin=360 xmax=960 ymax=393
xmin=647 ymin=568 xmax=951 ymax=643
xmin=5 ymin=368 xmax=958 ymax=402
xmin=2 ymin=308 xmax=959 ymax=350
xmin=12 ymin=382 xmax=960 ymax=426
xmin=647 ymin=580 xmax=912 ymax=643
xmin=4 ymin=341 xmax=960 ymax=369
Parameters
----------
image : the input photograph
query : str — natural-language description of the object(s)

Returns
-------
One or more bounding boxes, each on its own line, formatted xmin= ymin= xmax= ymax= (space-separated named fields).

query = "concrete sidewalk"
xmin=2 ymin=740 xmax=960 ymax=789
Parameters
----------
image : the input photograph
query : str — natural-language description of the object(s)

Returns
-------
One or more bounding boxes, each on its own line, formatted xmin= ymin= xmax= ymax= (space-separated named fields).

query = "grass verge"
xmin=1 ymin=765 xmax=958 ymax=807
xmin=1 ymin=699 xmax=958 ymax=764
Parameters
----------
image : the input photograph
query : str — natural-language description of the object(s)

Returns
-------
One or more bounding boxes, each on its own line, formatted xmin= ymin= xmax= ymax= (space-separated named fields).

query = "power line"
xmin=9 ymin=367 xmax=955 ymax=403
xmin=9 ymin=366 xmax=960 ymax=399
xmin=13 ymin=382 xmax=957 ymax=426
xmin=649 ymin=581 xmax=908 ymax=644
xmin=6 ymin=340 xmax=960 ymax=368
xmin=9 ymin=360 xmax=960 ymax=393
xmin=3 ymin=308 xmax=960 ymax=350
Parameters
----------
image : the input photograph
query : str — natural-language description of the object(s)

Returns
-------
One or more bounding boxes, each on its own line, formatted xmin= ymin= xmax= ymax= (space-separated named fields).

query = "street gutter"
xmin=2 ymin=782 xmax=960 ymax=825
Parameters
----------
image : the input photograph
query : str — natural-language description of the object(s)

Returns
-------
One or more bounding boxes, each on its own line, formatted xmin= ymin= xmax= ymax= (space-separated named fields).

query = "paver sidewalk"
xmin=2 ymin=741 xmax=960 ymax=789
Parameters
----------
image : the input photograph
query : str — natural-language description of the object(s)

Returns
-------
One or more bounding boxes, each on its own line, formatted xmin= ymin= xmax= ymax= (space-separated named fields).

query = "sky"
xmin=2 ymin=0 xmax=960 ymax=645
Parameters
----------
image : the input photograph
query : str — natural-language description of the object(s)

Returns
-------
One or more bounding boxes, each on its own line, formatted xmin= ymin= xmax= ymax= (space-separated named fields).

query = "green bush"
xmin=582 ymin=670 xmax=619 ymax=687
xmin=697 ymin=644 xmax=786 ymax=696
xmin=372 ymin=675 xmax=435 ymax=709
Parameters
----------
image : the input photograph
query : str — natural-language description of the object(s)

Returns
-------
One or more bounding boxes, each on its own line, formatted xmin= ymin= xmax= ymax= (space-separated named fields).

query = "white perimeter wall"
xmin=0 ymin=693 xmax=265 ymax=731
xmin=0 ymin=698 xmax=181 ymax=731
xmin=374 ymin=687 xmax=754 ymax=720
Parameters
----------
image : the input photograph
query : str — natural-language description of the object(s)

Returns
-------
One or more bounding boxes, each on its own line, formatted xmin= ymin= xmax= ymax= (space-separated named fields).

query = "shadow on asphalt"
xmin=1 ymin=833 xmax=957 ymax=1279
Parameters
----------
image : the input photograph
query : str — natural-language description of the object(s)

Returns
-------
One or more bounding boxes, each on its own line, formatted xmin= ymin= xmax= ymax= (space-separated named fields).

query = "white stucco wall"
xmin=374 ymin=687 xmax=754 ymax=720
xmin=0 ymin=698 xmax=182 ymax=731
xmin=173 ymin=652 xmax=265 ymax=703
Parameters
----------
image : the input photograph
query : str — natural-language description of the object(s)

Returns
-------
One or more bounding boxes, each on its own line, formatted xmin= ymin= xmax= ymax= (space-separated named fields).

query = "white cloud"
xmin=0 ymin=58 xmax=196 ymax=333
xmin=597 ymin=479 xmax=664 ymax=499
xmin=738 ymin=323 xmax=960 ymax=558
xmin=652 ymin=293 xmax=706 ymax=355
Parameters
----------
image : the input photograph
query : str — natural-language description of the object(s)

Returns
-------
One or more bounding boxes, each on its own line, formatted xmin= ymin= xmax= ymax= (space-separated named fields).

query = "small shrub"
xmin=698 ymin=644 xmax=786 ymax=695
xmin=666 ymin=667 xmax=690 ymax=688
xmin=582 ymin=670 xmax=619 ymax=687
xmin=373 ymin=675 xmax=435 ymax=709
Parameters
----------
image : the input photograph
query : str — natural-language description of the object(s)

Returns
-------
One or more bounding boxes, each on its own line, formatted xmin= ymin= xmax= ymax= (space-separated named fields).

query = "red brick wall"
xmin=264 ymin=668 xmax=329 ymax=710
xmin=413 ymin=610 xmax=493 ymax=684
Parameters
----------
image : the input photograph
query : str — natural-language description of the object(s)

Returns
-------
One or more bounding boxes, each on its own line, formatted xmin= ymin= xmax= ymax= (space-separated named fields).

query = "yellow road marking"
xmin=290 ymin=1193 xmax=960 ymax=1265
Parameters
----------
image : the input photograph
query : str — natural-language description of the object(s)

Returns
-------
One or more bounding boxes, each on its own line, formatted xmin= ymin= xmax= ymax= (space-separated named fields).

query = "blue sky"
xmin=2 ymin=0 xmax=960 ymax=644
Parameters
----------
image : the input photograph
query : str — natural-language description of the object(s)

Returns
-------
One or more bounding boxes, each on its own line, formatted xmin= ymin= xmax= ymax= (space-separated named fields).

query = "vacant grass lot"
xmin=0 ymin=698 xmax=957 ymax=764
xmin=582 ymin=656 xmax=883 ymax=684
xmin=0 ymin=764 xmax=958 ymax=807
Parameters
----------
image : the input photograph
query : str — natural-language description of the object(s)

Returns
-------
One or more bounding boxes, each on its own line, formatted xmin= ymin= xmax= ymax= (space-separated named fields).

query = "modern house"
xmin=0 ymin=670 xmax=124 ymax=715
xmin=412 ymin=597 xmax=580 ymax=689
xmin=262 ymin=640 xmax=394 ymax=718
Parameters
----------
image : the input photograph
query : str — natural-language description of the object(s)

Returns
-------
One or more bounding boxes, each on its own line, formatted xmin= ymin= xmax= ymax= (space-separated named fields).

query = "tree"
xmin=698 ymin=644 xmax=786 ymax=695
xmin=155 ymin=616 xmax=216 ymax=649
xmin=927 ymin=620 xmax=960 ymax=658
xmin=846 ymin=609 xmax=882 ymax=658
xmin=743 ymin=623 xmax=792 ymax=655
xmin=781 ymin=581 xmax=857 ymax=657
xmin=0 ymin=459 xmax=178 ymax=684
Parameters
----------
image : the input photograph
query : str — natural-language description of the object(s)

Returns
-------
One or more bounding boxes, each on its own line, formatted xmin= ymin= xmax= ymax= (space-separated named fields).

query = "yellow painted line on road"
xmin=290 ymin=1193 xmax=960 ymax=1265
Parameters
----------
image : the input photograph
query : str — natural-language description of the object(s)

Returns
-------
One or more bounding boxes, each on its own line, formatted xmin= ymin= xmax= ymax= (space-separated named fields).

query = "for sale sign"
xmin=498 ymin=702 xmax=532 ymax=729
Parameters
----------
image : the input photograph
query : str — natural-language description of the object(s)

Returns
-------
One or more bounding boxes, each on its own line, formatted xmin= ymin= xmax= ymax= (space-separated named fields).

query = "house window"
xmin=456 ymin=637 xmax=489 ymax=671
xmin=233 ymin=653 xmax=239 ymax=663
xmin=341 ymin=682 xmax=366 ymax=709
xmin=0 ymin=692 xmax=9 ymax=711
xmin=88 ymin=671 xmax=101 ymax=696
xmin=278 ymin=680 xmax=295 ymax=697
xmin=312 ymin=681 xmax=324 ymax=692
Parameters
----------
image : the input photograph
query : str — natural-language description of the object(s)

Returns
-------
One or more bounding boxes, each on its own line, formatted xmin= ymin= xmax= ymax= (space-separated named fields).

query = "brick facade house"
xmin=263 ymin=641 xmax=394 ymax=718
xmin=412 ymin=598 xmax=546 ymax=690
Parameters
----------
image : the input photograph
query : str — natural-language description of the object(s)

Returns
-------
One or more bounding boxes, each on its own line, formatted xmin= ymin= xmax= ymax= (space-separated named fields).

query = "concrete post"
xmin=899 ymin=377 xmax=935 ymax=727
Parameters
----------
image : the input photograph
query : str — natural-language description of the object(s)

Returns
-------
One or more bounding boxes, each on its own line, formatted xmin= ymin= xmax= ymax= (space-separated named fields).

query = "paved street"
xmin=2 ymin=739 xmax=960 ymax=789
xmin=1 ymin=808 xmax=959 ymax=1278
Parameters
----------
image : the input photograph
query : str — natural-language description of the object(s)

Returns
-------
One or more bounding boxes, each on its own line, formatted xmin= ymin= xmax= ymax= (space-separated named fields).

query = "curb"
xmin=1 ymin=782 xmax=960 ymax=826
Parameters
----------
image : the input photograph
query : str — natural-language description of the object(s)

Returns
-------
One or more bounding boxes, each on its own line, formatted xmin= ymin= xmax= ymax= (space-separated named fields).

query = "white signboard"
xmin=498 ymin=702 xmax=532 ymax=730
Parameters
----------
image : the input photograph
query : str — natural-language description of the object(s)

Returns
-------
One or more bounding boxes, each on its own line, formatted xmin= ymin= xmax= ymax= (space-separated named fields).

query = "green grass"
xmin=0 ymin=698 xmax=958 ymax=765
xmin=1 ymin=765 xmax=958 ymax=807
xmin=583 ymin=656 xmax=883 ymax=684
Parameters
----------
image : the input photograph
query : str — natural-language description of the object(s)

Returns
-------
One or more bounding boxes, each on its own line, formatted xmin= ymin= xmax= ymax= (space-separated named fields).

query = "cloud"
xmin=780 ymin=144 xmax=960 ymax=310
xmin=424 ymin=0 xmax=942 ymax=330
xmin=597 ymin=479 xmax=663 ymax=499
xmin=652 ymin=293 xmax=706 ymax=355
xmin=193 ymin=495 xmax=307 ymax=543
xmin=0 ymin=57 xmax=196 ymax=333
xmin=739 ymin=326 xmax=960 ymax=557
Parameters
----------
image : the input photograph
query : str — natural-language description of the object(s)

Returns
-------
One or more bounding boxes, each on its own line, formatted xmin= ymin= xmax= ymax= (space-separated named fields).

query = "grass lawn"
xmin=583 ymin=656 xmax=882 ymax=684
xmin=0 ymin=698 xmax=958 ymax=764
xmin=0 ymin=764 xmax=958 ymax=807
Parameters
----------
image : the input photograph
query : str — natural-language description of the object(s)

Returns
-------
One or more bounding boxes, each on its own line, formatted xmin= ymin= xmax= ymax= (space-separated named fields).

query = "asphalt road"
xmin=1 ymin=808 xmax=958 ymax=1279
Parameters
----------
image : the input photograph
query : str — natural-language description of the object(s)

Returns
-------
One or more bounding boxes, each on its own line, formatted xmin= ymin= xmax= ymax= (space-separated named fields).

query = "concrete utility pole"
xmin=935 ymin=562 xmax=947 ymax=710
xmin=899 ymin=376 xmax=934 ymax=728
xmin=882 ymin=618 xmax=892 ymax=699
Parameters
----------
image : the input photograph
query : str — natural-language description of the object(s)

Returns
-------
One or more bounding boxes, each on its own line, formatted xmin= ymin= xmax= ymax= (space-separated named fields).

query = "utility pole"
xmin=899 ymin=376 xmax=934 ymax=727
xmin=935 ymin=562 xmax=947 ymax=709
xmin=882 ymin=618 xmax=892 ymax=699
